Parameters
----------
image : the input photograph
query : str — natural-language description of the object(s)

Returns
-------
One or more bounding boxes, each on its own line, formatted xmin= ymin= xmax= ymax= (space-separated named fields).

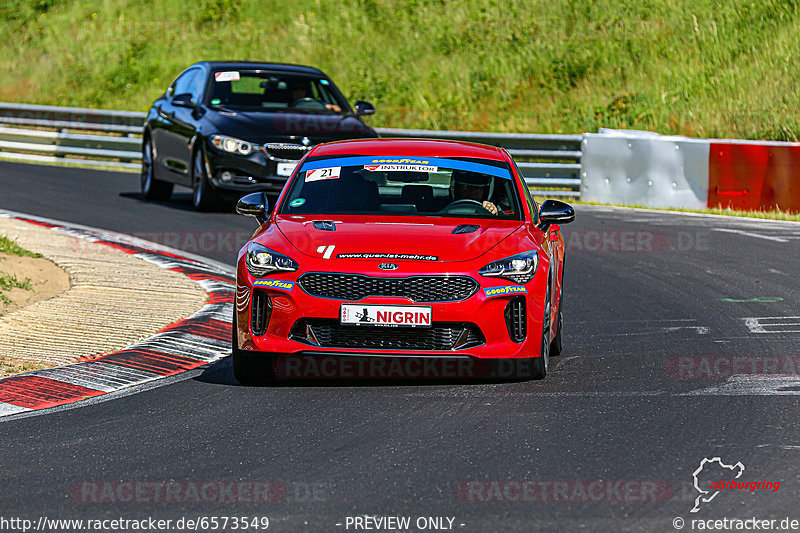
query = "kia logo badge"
xmin=378 ymin=263 xmax=398 ymax=270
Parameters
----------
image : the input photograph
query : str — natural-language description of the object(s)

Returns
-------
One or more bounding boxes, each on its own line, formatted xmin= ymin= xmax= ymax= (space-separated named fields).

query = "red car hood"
xmin=275 ymin=215 xmax=522 ymax=263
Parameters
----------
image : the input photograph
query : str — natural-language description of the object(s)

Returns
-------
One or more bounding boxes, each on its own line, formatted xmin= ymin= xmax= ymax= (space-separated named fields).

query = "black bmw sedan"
xmin=141 ymin=61 xmax=377 ymax=210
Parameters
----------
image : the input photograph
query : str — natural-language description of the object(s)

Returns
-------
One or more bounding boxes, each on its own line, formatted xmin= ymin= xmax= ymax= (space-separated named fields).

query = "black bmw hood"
xmin=202 ymin=109 xmax=377 ymax=145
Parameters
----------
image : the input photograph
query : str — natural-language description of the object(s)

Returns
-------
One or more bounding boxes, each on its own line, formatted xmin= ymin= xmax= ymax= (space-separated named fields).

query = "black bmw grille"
xmin=262 ymin=143 xmax=312 ymax=161
xmin=290 ymin=319 xmax=484 ymax=351
xmin=298 ymin=273 xmax=479 ymax=303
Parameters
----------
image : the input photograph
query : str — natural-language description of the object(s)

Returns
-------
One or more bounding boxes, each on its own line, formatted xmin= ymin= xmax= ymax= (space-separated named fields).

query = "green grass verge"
xmin=0 ymin=273 xmax=34 ymax=306
xmin=0 ymin=357 xmax=44 ymax=374
xmin=1 ymin=0 xmax=800 ymax=138
xmin=0 ymin=235 xmax=41 ymax=257
xmin=0 ymin=236 xmax=39 ymax=309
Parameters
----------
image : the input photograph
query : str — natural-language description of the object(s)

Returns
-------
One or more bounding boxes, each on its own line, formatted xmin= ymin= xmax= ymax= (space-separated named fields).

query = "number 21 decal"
xmin=305 ymin=167 xmax=341 ymax=182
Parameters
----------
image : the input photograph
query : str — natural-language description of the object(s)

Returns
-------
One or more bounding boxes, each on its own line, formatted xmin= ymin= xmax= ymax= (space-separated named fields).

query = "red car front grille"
xmin=289 ymin=319 xmax=484 ymax=351
xmin=298 ymin=273 xmax=479 ymax=303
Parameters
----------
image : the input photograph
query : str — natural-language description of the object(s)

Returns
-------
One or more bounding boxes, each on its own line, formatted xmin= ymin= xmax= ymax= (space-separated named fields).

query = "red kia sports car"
xmin=232 ymin=138 xmax=574 ymax=383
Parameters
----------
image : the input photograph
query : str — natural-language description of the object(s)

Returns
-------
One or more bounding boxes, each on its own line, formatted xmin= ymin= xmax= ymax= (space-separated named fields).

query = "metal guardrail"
xmin=0 ymin=102 xmax=581 ymax=197
xmin=0 ymin=103 xmax=144 ymax=170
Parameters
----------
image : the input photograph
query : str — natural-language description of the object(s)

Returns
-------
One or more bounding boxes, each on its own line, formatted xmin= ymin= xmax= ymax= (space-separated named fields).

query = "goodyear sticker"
xmin=253 ymin=279 xmax=295 ymax=292
xmin=484 ymin=285 xmax=528 ymax=298
xmin=371 ymin=158 xmax=429 ymax=164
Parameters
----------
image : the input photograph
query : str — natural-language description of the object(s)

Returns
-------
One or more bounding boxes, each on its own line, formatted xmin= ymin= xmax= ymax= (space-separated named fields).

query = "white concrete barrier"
xmin=580 ymin=129 xmax=709 ymax=209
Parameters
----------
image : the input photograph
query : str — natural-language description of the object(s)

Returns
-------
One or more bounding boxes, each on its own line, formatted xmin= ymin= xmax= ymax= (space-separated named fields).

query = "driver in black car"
xmin=449 ymin=169 xmax=498 ymax=215
xmin=288 ymin=79 xmax=342 ymax=113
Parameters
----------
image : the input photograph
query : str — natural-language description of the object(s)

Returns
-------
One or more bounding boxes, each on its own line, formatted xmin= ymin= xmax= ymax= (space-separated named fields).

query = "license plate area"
xmin=276 ymin=162 xmax=297 ymax=177
xmin=340 ymin=304 xmax=432 ymax=328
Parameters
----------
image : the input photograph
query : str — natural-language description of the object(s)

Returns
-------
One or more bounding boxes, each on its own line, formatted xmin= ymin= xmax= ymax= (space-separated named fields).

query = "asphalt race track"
xmin=1 ymin=160 xmax=800 ymax=531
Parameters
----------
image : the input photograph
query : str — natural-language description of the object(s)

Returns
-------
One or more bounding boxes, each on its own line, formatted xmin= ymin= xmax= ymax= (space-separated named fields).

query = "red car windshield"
xmin=280 ymin=155 xmax=523 ymax=220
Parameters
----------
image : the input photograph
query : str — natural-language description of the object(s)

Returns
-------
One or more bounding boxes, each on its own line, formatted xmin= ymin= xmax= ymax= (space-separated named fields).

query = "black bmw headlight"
xmin=479 ymin=250 xmax=538 ymax=284
xmin=211 ymin=134 xmax=254 ymax=155
xmin=245 ymin=243 xmax=299 ymax=277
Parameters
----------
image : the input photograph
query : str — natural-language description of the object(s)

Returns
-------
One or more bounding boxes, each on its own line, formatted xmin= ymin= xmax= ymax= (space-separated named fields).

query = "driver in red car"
xmin=450 ymin=169 xmax=498 ymax=215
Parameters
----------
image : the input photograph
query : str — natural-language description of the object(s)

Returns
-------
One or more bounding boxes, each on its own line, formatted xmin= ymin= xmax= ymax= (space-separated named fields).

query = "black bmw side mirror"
xmin=236 ymin=192 xmax=269 ymax=225
xmin=354 ymin=101 xmax=375 ymax=116
xmin=539 ymin=199 xmax=575 ymax=229
xmin=172 ymin=93 xmax=195 ymax=108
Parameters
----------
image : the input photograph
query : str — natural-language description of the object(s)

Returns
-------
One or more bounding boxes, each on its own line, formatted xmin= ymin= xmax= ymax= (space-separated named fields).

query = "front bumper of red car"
xmin=234 ymin=257 xmax=548 ymax=361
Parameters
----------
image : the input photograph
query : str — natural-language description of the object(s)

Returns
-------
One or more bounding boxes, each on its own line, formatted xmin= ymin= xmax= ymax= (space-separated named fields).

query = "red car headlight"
xmin=478 ymin=250 xmax=539 ymax=284
xmin=245 ymin=243 xmax=299 ymax=277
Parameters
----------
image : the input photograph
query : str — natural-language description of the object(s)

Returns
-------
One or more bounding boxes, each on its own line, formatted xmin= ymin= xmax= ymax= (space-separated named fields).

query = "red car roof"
xmin=310 ymin=138 xmax=506 ymax=161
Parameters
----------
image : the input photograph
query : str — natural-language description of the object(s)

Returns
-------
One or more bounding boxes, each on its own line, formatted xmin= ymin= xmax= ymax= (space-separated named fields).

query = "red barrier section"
xmin=709 ymin=142 xmax=800 ymax=212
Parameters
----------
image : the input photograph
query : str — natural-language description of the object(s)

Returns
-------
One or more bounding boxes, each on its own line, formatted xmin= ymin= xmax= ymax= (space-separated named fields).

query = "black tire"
xmin=550 ymin=257 xmax=565 ymax=357
xmin=550 ymin=310 xmax=563 ymax=357
xmin=140 ymin=137 xmax=173 ymax=201
xmin=231 ymin=308 xmax=276 ymax=385
xmin=191 ymin=145 xmax=224 ymax=212
xmin=506 ymin=276 xmax=551 ymax=380
xmin=530 ymin=280 xmax=551 ymax=379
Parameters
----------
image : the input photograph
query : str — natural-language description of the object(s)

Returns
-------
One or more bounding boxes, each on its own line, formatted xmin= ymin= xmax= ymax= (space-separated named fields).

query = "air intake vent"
xmin=504 ymin=296 xmax=526 ymax=342
xmin=452 ymin=224 xmax=480 ymax=234
xmin=313 ymin=220 xmax=336 ymax=231
xmin=250 ymin=290 xmax=272 ymax=336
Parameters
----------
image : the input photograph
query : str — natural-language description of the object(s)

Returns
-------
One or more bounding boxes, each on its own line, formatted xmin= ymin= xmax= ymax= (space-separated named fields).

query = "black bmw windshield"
xmin=280 ymin=156 xmax=523 ymax=220
xmin=207 ymin=70 xmax=345 ymax=113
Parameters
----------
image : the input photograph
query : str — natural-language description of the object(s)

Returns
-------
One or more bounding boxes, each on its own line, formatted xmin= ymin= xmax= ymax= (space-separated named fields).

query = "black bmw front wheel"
xmin=192 ymin=145 xmax=225 ymax=212
xmin=141 ymin=137 xmax=173 ymax=201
